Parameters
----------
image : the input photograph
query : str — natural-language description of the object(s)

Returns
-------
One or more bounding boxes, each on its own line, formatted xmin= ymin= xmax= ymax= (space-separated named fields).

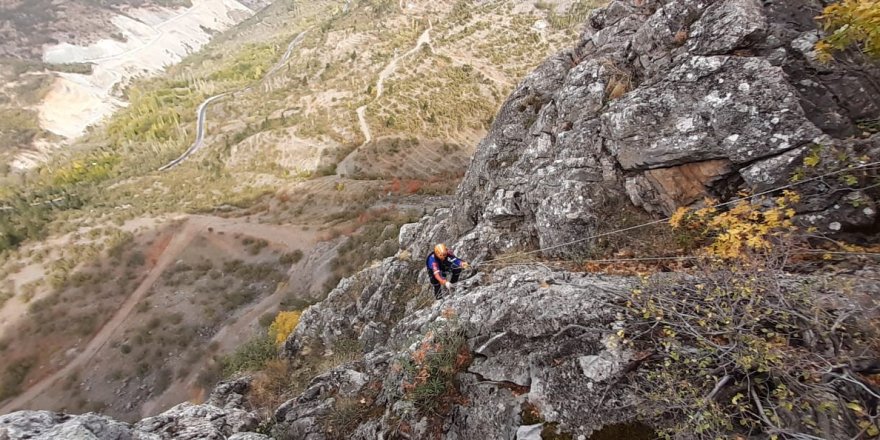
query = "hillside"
xmin=1 ymin=0 xmax=879 ymax=437
xmin=0 ymin=0 xmax=591 ymax=424
xmin=0 ymin=0 xmax=271 ymax=171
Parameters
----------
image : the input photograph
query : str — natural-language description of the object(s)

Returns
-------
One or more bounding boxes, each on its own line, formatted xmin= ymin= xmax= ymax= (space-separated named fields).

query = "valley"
xmin=0 ymin=0 xmax=590 ymax=422
xmin=1 ymin=0 xmax=270 ymax=171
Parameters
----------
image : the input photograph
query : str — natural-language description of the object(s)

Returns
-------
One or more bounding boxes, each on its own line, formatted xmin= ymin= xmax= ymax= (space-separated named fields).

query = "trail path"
xmin=138 ymin=217 xmax=321 ymax=416
xmin=339 ymin=23 xmax=432 ymax=176
xmin=158 ymin=31 xmax=307 ymax=171
xmin=0 ymin=223 xmax=198 ymax=414
xmin=0 ymin=215 xmax=321 ymax=415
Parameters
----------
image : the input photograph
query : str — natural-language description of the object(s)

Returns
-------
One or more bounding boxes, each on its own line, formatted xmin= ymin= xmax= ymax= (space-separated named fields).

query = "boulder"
xmin=0 ymin=379 xmax=265 ymax=440
xmin=0 ymin=411 xmax=132 ymax=440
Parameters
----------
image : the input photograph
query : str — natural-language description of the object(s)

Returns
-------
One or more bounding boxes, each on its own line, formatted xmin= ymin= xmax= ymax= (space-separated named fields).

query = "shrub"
xmin=323 ymin=396 xmax=380 ymax=439
xmin=249 ymin=359 xmax=292 ymax=418
xmin=279 ymin=250 xmax=304 ymax=265
xmin=222 ymin=335 xmax=276 ymax=377
xmin=258 ymin=312 xmax=276 ymax=328
xmin=0 ymin=290 xmax=12 ymax=307
xmin=0 ymin=356 xmax=36 ymax=400
xmin=154 ymin=367 xmax=173 ymax=393
xmin=268 ymin=311 xmax=301 ymax=345
xmin=816 ymin=0 xmax=880 ymax=61
xmin=619 ymin=261 xmax=880 ymax=439
xmin=396 ymin=315 xmax=471 ymax=414
xmin=669 ymin=191 xmax=800 ymax=261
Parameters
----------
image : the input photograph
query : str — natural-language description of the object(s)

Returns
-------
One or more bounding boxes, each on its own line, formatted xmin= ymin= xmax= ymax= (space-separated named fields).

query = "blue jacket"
xmin=425 ymin=250 xmax=462 ymax=283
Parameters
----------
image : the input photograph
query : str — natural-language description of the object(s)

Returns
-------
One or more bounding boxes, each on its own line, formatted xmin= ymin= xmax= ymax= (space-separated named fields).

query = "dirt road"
xmin=0 ymin=223 xmax=197 ymax=414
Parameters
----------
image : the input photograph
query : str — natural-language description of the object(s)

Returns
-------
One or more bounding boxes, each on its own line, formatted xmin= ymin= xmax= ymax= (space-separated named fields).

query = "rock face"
xmin=3 ymin=0 xmax=878 ymax=438
xmin=278 ymin=252 xmax=638 ymax=439
xmin=450 ymin=0 xmax=879 ymax=259
xmin=274 ymin=0 xmax=879 ymax=437
xmin=0 ymin=379 xmax=268 ymax=440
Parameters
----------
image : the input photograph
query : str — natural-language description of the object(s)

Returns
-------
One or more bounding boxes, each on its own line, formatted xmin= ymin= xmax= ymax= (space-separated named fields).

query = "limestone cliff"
xmin=1 ymin=0 xmax=879 ymax=438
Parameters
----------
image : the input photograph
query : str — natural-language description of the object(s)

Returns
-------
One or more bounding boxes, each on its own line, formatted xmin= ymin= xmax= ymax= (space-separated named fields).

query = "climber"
xmin=425 ymin=243 xmax=470 ymax=299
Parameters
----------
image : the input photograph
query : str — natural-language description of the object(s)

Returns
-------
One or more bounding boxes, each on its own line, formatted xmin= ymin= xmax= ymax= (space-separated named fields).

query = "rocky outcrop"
xmin=450 ymin=0 xmax=879 ymax=259
xmin=3 ymin=0 xmax=878 ymax=438
xmin=0 ymin=411 xmax=133 ymax=440
xmin=274 ymin=0 xmax=880 ymax=437
xmin=277 ymin=246 xmax=639 ymax=438
xmin=0 ymin=379 xmax=268 ymax=440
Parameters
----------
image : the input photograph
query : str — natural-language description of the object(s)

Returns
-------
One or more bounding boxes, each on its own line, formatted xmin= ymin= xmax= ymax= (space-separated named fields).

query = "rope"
xmin=473 ymin=251 xmax=880 ymax=270
xmin=472 ymin=160 xmax=880 ymax=267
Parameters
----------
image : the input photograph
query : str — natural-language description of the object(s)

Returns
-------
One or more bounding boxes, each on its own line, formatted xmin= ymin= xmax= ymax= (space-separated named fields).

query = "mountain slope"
xmin=0 ymin=0 xmax=270 ymax=171
xmin=0 ymin=0 xmax=590 ymax=424
xmin=1 ymin=0 xmax=879 ymax=437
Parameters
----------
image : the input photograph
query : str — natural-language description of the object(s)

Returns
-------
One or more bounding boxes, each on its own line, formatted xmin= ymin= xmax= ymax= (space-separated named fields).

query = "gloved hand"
xmin=461 ymin=261 xmax=470 ymax=269
xmin=443 ymin=281 xmax=453 ymax=290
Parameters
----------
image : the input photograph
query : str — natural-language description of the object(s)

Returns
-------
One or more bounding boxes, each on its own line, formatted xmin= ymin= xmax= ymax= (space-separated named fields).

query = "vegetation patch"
xmin=816 ymin=0 xmax=880 ymax=61
xmin=0 ymin=356 xmax=36 ymax=401
xmin=605 ymin=193 xmax=880 ymax=438
xmin=396 ymin=313 xmax=471 ymax=415
xmin=620 ymin=262 xmax=880 ymax=438
xmin=321 ymin=382 xmax=384 ymax=440
xmin=208 ymin=43 xmax=279 ymax=83
xmin=268 ymin=310 xmax=301 ymax=346
xmin=221 ymin=335 xmax=277 ymax=377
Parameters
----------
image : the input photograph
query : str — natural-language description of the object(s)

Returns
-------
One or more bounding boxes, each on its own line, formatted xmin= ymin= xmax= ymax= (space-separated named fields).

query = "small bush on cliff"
xmin=816 ymin=0 xmax=880 ymax=61
xmin=395 ymin=311 xmax=471 ymax=414
xmin=249 ymin=359 xmax=292 ymax=419
xmin=669 ymin=191 xmax=800 ymax=261
xmin=268 ymin=311 xmax=301 ymax=346
xmin=617 ymin=193 xmax=880 ymax=438
xmin=621 ymin=265 xmax=879 ymax=439
xmin=222 ymin=335 xmax=276 ymax=377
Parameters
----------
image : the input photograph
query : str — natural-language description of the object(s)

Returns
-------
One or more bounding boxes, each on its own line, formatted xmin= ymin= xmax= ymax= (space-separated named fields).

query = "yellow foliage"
xmin=816 ymin=0 xmax=880 ymax=61
xmin=47 ymin=151 xmax=121 ymax=186
xmin=669 ymin=207 xmax=689 ymax=229
xmin=669 ymin=193 xmax=799 ymax=260
xmin=268 ymin=311 xmax=301 ymax=346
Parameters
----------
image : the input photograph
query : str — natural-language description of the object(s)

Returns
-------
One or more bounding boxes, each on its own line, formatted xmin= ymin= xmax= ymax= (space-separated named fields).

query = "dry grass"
xmin=248 ymin=359 xmax=292 ymax=418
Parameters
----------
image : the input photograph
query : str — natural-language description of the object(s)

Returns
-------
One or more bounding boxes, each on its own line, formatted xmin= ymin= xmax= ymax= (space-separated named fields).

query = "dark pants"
xmin=429 ymin=267 xmax=461 ymax=299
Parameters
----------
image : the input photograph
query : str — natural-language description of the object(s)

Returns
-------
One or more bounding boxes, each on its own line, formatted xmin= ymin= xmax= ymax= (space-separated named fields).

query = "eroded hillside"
xmin=0 ymin=0 xmax=592 ymax=424
xmin=0 ymin=0 xmax=271 ymax=171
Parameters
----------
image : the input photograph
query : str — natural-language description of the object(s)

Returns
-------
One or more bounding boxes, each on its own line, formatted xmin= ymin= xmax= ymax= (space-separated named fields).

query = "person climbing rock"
xmin=425 ymin=243 xmax=470 ymax=299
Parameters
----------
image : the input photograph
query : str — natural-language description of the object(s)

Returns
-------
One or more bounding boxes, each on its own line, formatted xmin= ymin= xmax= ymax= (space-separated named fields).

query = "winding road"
xmin=157 ymin=93 xmax=229 ymax=171
xmin=157 ymin=31 xmax=307 ymax=171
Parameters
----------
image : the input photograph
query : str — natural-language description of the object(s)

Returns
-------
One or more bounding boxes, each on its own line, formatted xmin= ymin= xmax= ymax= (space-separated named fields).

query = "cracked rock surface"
xmin=0 ymin=379 xmax=268 ymax=440
xmin=3 ymin=0 xmax=878 ymax=437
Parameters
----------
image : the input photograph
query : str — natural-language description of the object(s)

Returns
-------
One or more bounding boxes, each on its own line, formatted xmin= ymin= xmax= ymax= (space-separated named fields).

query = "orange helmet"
xmin=434 ymin=243 xmax=448 ymax=259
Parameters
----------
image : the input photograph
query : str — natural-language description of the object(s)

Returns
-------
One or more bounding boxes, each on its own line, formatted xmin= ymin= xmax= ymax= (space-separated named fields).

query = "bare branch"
xmin=706 ymin=374 xmax=732 ymax=401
